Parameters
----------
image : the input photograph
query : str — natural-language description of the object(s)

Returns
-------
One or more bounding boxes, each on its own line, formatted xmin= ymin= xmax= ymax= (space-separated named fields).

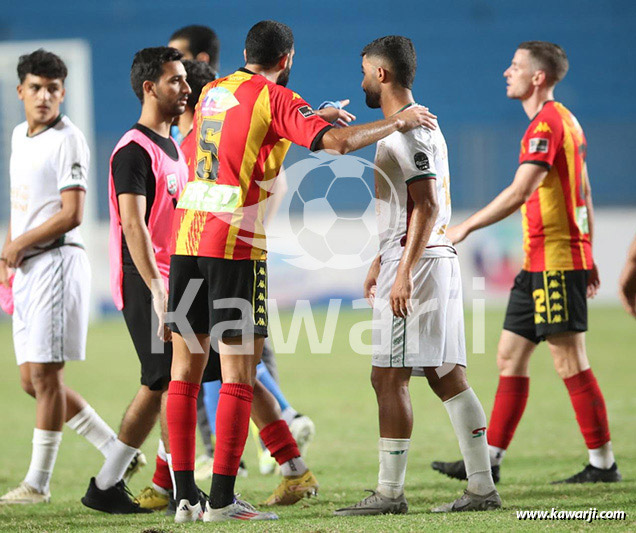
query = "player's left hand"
xmin=2 ymin=239 xmax=25 ymax=268
xmin=316 ymin=100 xmax=357 ymax=127
xmin=446 ymin=223 xmax=469 ymax=245
xmin=586 ymin=263 xmax=600 ymax=298
xmin=390 ymin=265 xmax=413 ymax=318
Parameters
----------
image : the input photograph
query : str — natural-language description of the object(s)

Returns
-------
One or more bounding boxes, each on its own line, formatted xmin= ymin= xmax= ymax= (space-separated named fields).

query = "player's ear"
xmin=532 ymin=69 xmax=546 ymax=87
xmin=142 ymin=79 xmax=156 ymax=100
xmin=16 ymin=84 xmax=24 ymax=101
xmin=377 ymin=65 xmax=388 ymax=83
xmin=196 ymin=51 xmax=210 ymax=64
xmin=243 ymin=49 xmax=247 ymax=62
xmin=277 ymin=53 xmax=289 ymax=72
xmin=59 ymin=85 xmax=66 ymax=104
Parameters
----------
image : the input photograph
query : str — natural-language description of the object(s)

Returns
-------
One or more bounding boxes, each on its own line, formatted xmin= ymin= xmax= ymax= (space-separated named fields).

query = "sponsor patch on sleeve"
xmin=297 ymin=105 xmax=315 ymax=118
xmin=413 ymin=152 xmax=430 ymax=171
xmin=71 ymin=162 xmax=83 ymax=180
xmin=529 ymin=138 xmax=549 ymax=154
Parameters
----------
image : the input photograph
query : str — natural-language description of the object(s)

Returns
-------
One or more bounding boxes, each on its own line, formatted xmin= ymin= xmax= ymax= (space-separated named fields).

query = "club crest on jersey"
xmin=201 ymin=86 xmax=240 ymax=117
xmin=529 ymin=138 xmax=549 ymax=154
xmin=413 ymin=152 xmax=430 ymax=171
xmin=71 ymin=162 xmax=82 ymax=181
xmin=166 ymin=173 xmax=178 ymax=195
xmin=533 ymin=121 xmax=552 ymax=134
xmin=297 ymin=105 xmax=315 ymax=118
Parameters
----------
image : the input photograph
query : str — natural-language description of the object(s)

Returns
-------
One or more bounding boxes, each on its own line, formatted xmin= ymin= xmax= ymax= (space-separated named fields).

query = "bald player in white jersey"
xmin=335 ymin=36 xmax=500 ymax=516
xmin=0 ymin=50 xmax=130 ymax=506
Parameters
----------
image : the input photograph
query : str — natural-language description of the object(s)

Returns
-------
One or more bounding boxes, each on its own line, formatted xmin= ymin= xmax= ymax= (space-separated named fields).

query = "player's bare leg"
xmin=432 ymin=330 xmax=535 ymax=482
xmin=18 ymin=363 xmax=118 ymax=458
xmin=547 ymin=332 xmax=620 ymax=483
xmin=251 ymin=381 xmax=318 ymax=506
xmin=372 ymin=367 xmax=413 ymax=438
xmin=1 ymin=363 xmax=66 ymax=504
xmin=117 ymin=386 xmax=163 ymax=448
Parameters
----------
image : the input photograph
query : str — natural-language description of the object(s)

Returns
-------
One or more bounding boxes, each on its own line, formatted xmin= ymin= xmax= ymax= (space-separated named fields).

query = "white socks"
xmin=281 ymin=407 xmax=299 ymax=426
xmin=444 ymin=388 xmax=496 ymax=496
xmin=489 ymin=445 xmax=506 ymax=466
xmin=152 ymin=440 xmax=171 ymax=495
xmin=66 ymin=405 xmax=117 ymax=458
xmin=589 ymin=441 xmax=615 ymax=469
xmin=377 ymin=438 xmax=410 ymax=499
xmin=95 ymin=439 xmax=138 ymax=490
xmin=280 ymin=456 xmax=308 ymax=477
xmin=24 ymin=429 xmax=62 ymax=494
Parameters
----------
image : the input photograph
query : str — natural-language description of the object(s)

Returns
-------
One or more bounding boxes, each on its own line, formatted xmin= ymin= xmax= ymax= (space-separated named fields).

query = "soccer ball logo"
xmin=267 ymin=151 xmax=399 ymax=270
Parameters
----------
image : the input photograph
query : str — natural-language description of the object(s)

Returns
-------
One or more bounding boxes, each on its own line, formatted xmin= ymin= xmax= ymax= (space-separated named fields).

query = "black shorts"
xmin=167 ymin=255 xmax=268 ymax=340
xmin=503 ymin=269 xmax=588 ymax=344
xmin=121 ymin=272 xmax=172 ymax=391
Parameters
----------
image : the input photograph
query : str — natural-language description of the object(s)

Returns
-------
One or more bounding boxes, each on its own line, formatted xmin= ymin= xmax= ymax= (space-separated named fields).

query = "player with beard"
xmin=334 ymin=36 xmax=500 ymax=516
xmin=165 ymin=20 xmax=436 ymax=522
xmin=81 ymin=47 xmax=191 ymax=514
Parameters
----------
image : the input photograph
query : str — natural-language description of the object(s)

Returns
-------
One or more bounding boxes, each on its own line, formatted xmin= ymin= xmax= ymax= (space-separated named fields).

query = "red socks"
xmin=152 ymin=455 xmax=172 ymax=491
xmin=564 ymin=369 xmax=611 ymax=449
xmin=212 ymin=383 xmax=254 ymax=476
xmin=487 ymin=376 xmax=530 ymax=450
xmin=166 ymin=380 xmax=200 ymax=471
xmin=260 ymin=419 xmax=301 ymax=465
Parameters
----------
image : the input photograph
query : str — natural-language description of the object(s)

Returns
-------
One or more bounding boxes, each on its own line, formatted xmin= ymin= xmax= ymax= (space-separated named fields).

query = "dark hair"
xmin=245 ymin=20 xmax=294 ymax=69
xmin=130 ymin=47 xmax=184 ymax=103
xmin=17 ymin=49 xmax=67 ymax=83
xmin=182 ymin=60 xmax=216 ymax=110
xmin=170 ymin=25 xmax=220 ymax=72
xmin=518 ymin=41 xmax=569 ymax=85
xmin=361 ymin=36 xmax=417 ymax=89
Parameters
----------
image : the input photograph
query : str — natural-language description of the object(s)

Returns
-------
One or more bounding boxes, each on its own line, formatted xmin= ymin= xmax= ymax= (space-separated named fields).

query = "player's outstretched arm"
xmin=318 ymin=105 xmax=437 ymax=154
xmin=619 ymin=233 xmax=636 ymax=318
xmin=1 ymin=189 xmax=85 ymax=268
xmin=447 ymin=163 xmax=548 ymax=245
xmin=390 ymin=179 xmax=439 ymax=318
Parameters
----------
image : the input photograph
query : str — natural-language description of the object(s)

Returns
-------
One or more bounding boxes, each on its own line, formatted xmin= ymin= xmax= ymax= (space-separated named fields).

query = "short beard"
xmin=364 ymin=88 xmax=381 ymax=109
xmin=277 ymin=65 xmax=291 ymax=87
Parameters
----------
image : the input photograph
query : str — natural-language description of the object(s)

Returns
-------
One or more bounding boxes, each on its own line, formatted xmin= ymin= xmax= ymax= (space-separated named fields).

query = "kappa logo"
xmin=166 ymin=173 xmax=178 ymax=195
xmin=297 ymin=105 xmax=315 ymax=118
xmin=529 ymin=137 xmax=549 ymax=154
xmin=533 ymin=121 xmax=552 ymax=134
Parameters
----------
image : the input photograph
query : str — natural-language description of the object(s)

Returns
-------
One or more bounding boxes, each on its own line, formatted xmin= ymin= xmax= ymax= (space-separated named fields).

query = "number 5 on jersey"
xmin=196 ymin=118 xmax=222 ymax=181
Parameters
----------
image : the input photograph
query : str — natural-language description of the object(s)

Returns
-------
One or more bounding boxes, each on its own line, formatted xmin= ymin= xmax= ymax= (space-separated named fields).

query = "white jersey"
xmin=10 ymin=115 xmax=89 ymax=257
xmin=374 ymin=116 xmax=455 ymax=262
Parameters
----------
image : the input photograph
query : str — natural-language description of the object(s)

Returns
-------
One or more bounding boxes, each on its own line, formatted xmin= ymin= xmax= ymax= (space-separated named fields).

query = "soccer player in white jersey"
xmin=334 ymin=36 xmax=501 ymax=515
xmin=0 ymin=50 xmax=124 ymax=505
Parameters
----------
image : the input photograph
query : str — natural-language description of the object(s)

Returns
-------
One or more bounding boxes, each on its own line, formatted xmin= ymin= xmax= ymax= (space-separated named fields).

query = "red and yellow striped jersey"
xmin=519 ymin=101 xmax=593 ymax=272
xmin=171 ymin=68 xmax=331 ymax=260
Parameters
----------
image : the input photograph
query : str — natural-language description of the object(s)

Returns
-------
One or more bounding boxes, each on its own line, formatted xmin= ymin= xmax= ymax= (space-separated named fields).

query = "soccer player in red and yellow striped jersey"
xmin=165 ymin=20 xmax=438 ymax=522
xmin=432 ymin=42 xmax=620 ymax=485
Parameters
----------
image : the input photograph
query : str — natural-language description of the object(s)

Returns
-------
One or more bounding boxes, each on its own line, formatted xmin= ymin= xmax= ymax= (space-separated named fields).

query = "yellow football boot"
xmin=262 ymin=470 xmax=319 ymax=506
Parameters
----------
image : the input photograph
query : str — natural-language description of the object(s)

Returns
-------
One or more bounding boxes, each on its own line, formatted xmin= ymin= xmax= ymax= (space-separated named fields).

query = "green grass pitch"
xmin=0 ymin=305 xmax=634 ymax=532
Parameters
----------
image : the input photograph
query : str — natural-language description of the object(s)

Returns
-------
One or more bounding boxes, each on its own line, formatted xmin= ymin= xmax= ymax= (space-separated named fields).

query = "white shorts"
xmin=372 ymin=256 xmax=467 ymax=374
xmin=13 ymin=246 xmax=91 ymax=365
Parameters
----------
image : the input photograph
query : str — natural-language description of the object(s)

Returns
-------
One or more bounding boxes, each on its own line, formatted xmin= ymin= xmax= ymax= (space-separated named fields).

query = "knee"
xmin=551 ymin=352 xmax=585 ymax=379
xmin=371 ymin=371 xmax=407 ymax=399
xmin=496 ymin=346 xmax=526 ymax=376
xmin=30 ymin=368 xmax=63 ymax=395
xmin=20 ymin=376 xmax=36 ymax=397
